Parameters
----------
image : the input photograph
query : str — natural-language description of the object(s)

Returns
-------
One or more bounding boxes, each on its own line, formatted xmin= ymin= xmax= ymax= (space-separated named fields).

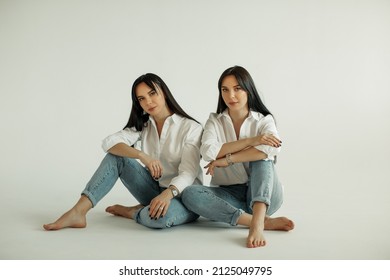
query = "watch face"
xmin=172 ymin=189 xmax=178 ymax=196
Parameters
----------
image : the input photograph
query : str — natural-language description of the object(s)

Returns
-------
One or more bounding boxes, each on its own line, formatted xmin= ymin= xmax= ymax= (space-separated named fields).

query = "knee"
xmin=249 ymin=159 xmax=272 ymax=168
xmin=103 ymin=153 xmax=124 ymax=166
xmin=136 ymin=208 xmax=172 ymax=229
xmin=181 ymin=185 xmax=204 ymax=199
xmin=105 ymin=153 xmax=140 ymax=170
xmin=181 ymin=185 xmax=207 ymax=211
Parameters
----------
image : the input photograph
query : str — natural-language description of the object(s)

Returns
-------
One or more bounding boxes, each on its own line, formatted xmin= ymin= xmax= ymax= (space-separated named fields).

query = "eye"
xmin=221 ymin=88 xmax=228 ymax=92
xmin=234 ymin=87 xmax=242 ymax=91
xmin=137 ymin=97 xmax=144 ymax=102
xmin=149 ymin=90 xmax=157 ymax=96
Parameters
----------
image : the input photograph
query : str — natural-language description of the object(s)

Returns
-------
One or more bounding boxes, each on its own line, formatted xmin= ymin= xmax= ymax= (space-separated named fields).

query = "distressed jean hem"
xmin=231 ymin=209 xmax=244 ymax=226
xmin=81 ymin=191 xmax=98 ymax=208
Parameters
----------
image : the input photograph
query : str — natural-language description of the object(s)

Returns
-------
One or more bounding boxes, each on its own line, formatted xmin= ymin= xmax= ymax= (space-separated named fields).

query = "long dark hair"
xmin=124 ymin=73 xmax=198 ymax=131
xmin=217 ymin=66 xmax=272 ymax=117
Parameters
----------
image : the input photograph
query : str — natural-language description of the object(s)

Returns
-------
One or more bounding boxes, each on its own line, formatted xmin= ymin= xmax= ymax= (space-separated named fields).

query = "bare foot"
xmin=247 ymin=225 xmax=266 ymax=248
xmin=105 ymin=204 xmax=144 ymax=220
xmin=43 ymin=208 xmax=87 ymax=230
xmin=264 ymin=216 xmax=294 ymax=231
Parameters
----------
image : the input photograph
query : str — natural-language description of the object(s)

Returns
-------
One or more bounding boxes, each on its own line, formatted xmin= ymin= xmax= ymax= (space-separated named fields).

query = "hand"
xmin=139 ymin=152 xmax=163 ymax=180
xmin=149 ymin=190 xmax=172 ymax=219
xmin=253 ymin=134 xmax=282 ymax=147
xmin=204 ymin=157 xmax=229 ymax=176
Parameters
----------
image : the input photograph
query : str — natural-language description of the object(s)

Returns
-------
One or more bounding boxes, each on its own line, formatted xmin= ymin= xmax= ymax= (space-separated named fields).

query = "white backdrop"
xmin=1 ymin=0 xmax=390 ymax=259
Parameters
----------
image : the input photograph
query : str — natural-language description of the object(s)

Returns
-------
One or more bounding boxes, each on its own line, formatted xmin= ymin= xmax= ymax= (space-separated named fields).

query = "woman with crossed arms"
xmin=182 ymin=66 xmax=294 ymax=248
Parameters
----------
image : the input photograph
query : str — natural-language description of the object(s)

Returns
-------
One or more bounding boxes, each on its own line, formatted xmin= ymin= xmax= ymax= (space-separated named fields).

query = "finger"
xmin=148 ymin=200 xmax=160 ymax=217
xmin=161 ymin=204 xmax=169 ymax=217
xmin=270 ymin=139 xmax=280 ymax=147
xmin=205 ymin=165 xmax=213 ymax=175
xmin=271 ymin=135 xmax=282 ymax=144
xmin=153 ymin=163 xmax=162 ymax=179
xmin=151 ymin=164 xmax=161 ymax=179
xmin=154 ymin=204 xmax=165 ymax=219
xmin=267 ymin=136 xmax=281 ymax=147
xmin=150 ymin=205 xmax=160 ymax=218
xmin=159 ymin=205 xmax=166 ymax=218
xmin=149 ymin=165 xmax=156 ymax=178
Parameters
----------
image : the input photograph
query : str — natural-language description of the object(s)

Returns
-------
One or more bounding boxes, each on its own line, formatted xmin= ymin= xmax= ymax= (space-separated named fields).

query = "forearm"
xmin=107 ymin=143 xmax=143 ymax=159
xmin=227 ymin=147 xmax=268 ymax=163
xmin=216 ymin=138 xmax=255 ymax=159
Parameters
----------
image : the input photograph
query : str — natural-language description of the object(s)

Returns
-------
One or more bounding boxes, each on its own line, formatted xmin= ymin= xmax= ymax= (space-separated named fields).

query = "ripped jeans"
xmin=81 ymin=154 xmax=199 ymax=228
xmin=181 ymin=160 xmax=283 ymax=226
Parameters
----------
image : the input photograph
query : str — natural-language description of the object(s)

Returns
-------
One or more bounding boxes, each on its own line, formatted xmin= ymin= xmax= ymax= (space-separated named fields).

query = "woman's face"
xmin=221 ymin=75 xmax=248 ymax=113
xmin=135 ymin=82 xmax=169 ymax=118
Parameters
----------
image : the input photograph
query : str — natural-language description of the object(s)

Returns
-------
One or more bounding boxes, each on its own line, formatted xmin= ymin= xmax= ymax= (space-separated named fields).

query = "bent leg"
xmin=82 ymin=154 xmax=158 ymax=207
xmin=181 ymin=185 xmax=247 ymax=226
xmin=243 ymin=160 xmax=294 ymax=247
xmin=44 ymin=154 xmax=148 ymax=231
xmin=247 ymin=160 xmax=283 ymax=215
xmin=117 ymin=157 xmax=160 ymax=205
xmin=134 ymin=197 xmax=199 ymax=229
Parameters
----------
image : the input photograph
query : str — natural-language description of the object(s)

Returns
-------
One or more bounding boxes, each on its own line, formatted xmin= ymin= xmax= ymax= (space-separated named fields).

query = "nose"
xmin=228 ymin=90 xmax=236 ymax=99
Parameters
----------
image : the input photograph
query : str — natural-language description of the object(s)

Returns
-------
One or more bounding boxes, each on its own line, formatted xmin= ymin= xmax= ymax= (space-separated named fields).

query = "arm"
xmin=253 ymin=115 xmax=282 ymax=160
xmin=103 ymin=128 xmax=163 ymax=179
xmin=205 ymin=147 xmax=268 ymax=176
xmin=201 ymin=114 xmax=281 ymax=161
xmin=216 ymin=134 xmax=281 ymax=159
xmin=107 ymin=143 xmax=163 ymax=179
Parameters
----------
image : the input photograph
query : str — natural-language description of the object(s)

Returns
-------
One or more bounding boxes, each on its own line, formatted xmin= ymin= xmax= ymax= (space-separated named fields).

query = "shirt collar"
xmin=217 ymin=109 xmax=230 ymax=119
xmin=149 ymin=113 xmax=181 ymax=125
xmin=248 ymin=110 xmax=261 ymax=120
xmin=217 ymin=109 xmax=261 ymax=120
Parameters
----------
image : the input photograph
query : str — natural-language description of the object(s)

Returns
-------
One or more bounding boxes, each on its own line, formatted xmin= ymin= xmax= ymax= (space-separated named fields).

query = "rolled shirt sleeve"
xmin=253 ymin=114 xmax=281 ymax=160
xmin=101 ymin=127 xmax=141 ymax=153
xmin=200 ymin=114 xmax=224 ymax=161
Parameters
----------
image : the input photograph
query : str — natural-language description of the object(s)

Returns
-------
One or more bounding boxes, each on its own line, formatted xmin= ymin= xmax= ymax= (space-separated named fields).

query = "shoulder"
xmin=205 ymin=112 xmax=222 ymax=124
xmin=122 ymin=126 xmax=142 ymax=135
xmin=208 ymin=112 xmax=219 ymax=120
xmin=250 ymin=111 xmax=275 ymax=122
xmin=173 ymin=114 xmax=203 ymax=131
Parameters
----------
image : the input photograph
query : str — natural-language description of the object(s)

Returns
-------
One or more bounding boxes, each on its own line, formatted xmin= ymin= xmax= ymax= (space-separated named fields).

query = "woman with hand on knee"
xmin=44 ymin=73 xmax=203 ymax=230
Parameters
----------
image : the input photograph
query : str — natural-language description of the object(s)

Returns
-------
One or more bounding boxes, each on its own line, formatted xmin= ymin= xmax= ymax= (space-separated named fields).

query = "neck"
xmin=152 ymin=109 xmax=173 ymax=127
xmin=228 ymin=108 xmax=249 ymax=123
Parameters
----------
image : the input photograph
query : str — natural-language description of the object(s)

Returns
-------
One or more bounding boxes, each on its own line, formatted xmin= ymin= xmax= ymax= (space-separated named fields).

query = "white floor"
xmin=1 ymin=156 xmax=389 ymax=260
xmin=0 ymin=0 xmax=389 ymax=262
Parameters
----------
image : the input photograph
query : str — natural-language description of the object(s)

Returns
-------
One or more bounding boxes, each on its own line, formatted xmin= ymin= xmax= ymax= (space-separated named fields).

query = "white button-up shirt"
xmin=201 ymin=110 xmax=281 ymax=186
xmin=101 ymin=114 xmax=203 ymax=192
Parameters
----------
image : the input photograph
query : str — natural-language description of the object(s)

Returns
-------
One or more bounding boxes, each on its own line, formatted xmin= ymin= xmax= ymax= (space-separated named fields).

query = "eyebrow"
xmin=136 ymin=88 xmax=156 ymax=99
xmin=221 ymin=85 xmax=240 ymax=88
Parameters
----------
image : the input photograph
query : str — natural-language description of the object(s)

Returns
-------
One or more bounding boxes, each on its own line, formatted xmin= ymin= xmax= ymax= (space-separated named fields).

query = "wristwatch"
xmin=169 ymin=186 xmax=179 ymax=197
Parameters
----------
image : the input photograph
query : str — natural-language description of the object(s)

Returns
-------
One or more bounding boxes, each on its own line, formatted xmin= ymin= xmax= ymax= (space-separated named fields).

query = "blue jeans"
xmin=81 ymin=154 xmax=199 ymax=229
xmin=181 ymin=160 xmax=283 ymax=226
